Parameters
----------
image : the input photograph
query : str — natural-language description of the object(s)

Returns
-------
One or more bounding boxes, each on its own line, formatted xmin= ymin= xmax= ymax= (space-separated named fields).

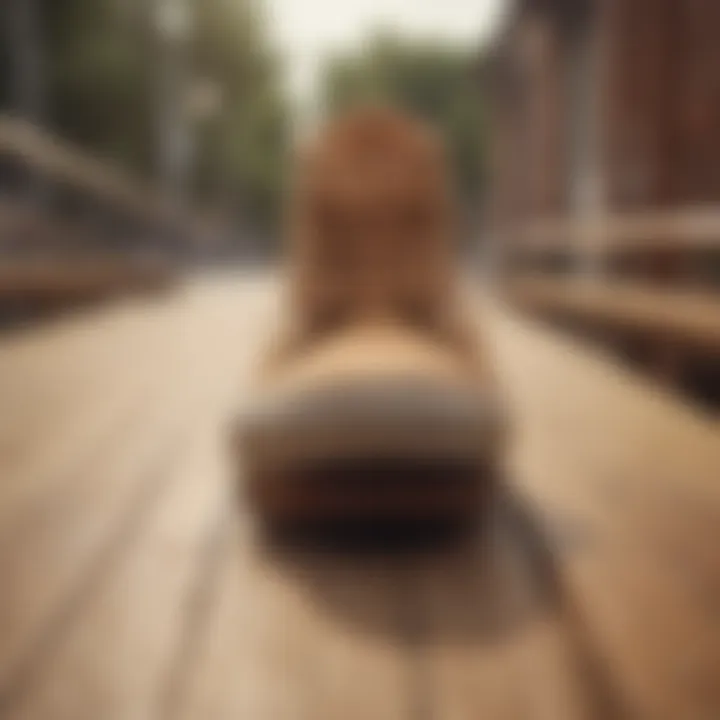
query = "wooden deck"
xmin=0 ymin=273 xmax=717 ymax=720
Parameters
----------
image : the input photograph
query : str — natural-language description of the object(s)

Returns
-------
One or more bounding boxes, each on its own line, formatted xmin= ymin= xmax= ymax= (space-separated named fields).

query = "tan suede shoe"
xmin=236 ymin=107 xmax=507 ymax=527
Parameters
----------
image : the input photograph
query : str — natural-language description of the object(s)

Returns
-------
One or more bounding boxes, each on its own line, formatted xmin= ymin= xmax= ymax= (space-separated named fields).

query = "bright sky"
xmin=265 ymin=0 xmax=508 ymax=109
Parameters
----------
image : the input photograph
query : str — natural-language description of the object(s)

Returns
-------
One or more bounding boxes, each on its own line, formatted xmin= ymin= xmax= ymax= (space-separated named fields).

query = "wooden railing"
xmin=0 ymin=118 xmax=188 ymax=308
xmin=502 ymin=209 xmax=720 ymax=406
xmin=506 ymin=208 xmax=720 ymax=287
xmin=0 ymin=118 xmax=183 ymax=236
xmin=512 ymin=209 xmax=720 ymax=253
xmin=508 ymin=278 xmax=720 ymax=355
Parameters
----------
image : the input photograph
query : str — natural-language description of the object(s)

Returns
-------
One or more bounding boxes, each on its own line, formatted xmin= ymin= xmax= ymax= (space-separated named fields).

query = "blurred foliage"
xmin=322 ymin=33 xmax=486 ymax=227
xmin=191 ymin=0 xmax=289 ymax=239
xmin=43 ymin=0 xmax=155 ymax=172
xmin=0 ymin=0 xmax=290 ymax=241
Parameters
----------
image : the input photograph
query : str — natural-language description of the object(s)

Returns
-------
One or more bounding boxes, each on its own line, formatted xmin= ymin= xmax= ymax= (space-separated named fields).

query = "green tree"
xmin=322 ymin=33 xmax=486 ymax=231
xmin=43 ymin=0 xmax=155 ymax=173
xmin=1 ymin=0 xmax=290 ymax=244
xmin=191 ymin=0 xmax=289 ymax=239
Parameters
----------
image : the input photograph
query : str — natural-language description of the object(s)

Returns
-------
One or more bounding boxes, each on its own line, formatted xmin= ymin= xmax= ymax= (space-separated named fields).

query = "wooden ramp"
xmin=0 ymin=275 xmax=716 ymax=720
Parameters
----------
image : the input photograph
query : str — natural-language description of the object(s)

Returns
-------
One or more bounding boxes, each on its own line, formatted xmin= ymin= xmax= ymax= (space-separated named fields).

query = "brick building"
xmin=487 ymin=0 xmax=720 ymax=232
xmin=486 ymin=0 xmax=720 ymax=407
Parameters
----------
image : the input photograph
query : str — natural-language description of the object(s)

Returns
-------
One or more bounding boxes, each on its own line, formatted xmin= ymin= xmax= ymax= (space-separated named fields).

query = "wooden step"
xmin=507 ymin=278 xmax=720 ymax=355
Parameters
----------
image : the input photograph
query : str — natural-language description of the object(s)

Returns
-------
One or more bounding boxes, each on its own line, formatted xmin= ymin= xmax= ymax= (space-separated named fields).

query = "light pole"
xmin=155 ymin=0 xmax=193 ymax=204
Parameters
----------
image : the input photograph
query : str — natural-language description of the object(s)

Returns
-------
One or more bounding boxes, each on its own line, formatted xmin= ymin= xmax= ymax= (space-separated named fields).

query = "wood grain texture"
xmin=508 ymin=278 xmax=720 ymax=354
xmin=487 ymin=299 xmax=720 ymax=720
xmin=0 ymin=274 xmax=716 ymax=720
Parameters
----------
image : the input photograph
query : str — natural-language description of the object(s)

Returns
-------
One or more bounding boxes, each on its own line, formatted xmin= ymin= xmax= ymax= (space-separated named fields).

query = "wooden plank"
xmin=0 ymin=292 xmax=181 ymax=450
xmin=0 ymin=275 xmax=715 ymax=720
xmin=6 ymin=431 xmax=228 ymax=720
xmin=0 ymin=278 xmax=264 ymax=706
xmin=0 ymin=276 xmax=266 ymax=534
xmin=285 ymin=551 xmax=411 ymax=720
xmin=507 ymin=278 xmax=720 ymax=354
xmin=0 ymin=275 xmax=275 ymax=718
xmin=0 ymin=389 xmax=193 ymax=703
xmin=173 ymin=523 xmax=412 ymax=720
xmin=513 ymin=208 xmax=720 ymax=255
xmin=486 ymin=304 xmax=720 ymax=719
xmin=408 ymin=499 xmax=610 ymax=720
xmin=0 ymin=294 xmax=202 ymax=532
